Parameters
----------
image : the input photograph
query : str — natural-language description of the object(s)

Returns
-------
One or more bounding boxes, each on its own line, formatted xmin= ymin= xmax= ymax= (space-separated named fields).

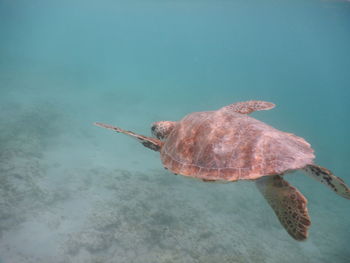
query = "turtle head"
xmin=151 ymin=121 xmax=176 ymax=140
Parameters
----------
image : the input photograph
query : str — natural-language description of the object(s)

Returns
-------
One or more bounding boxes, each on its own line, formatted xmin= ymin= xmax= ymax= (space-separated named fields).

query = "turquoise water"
xmin=1 ymin=0 xmax=350 ymax=262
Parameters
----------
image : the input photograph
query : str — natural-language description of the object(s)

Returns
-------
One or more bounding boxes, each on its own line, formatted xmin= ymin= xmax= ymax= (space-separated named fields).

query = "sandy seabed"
xmin=0 ymin=102 xmax=349 ymax=263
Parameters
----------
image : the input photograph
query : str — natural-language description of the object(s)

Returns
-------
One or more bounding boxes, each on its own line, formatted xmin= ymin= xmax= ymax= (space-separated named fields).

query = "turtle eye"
xmin=151 ymin=124 xmax=159 ymax=138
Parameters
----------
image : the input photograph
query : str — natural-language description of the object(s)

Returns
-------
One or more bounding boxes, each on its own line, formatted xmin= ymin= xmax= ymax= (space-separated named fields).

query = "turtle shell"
xmin=160 ymin=109 xmax=315 ymax=181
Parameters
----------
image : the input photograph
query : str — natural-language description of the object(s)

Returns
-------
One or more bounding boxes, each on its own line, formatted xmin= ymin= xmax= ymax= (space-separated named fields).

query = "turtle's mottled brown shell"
xmin=160 ymin=108 xmax=315 ymax=181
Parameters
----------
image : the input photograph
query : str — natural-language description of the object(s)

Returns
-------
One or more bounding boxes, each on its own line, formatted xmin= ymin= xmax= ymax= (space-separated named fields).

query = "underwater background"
xmin=1 ymin=0 xmax=350 ymax=262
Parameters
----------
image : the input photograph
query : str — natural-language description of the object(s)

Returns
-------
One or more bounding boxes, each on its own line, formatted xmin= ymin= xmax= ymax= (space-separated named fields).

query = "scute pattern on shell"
xmin=161 ymin=109 xmax=315 ymax=181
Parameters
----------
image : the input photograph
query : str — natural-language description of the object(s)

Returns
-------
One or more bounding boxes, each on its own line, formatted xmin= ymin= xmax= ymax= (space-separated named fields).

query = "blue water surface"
xmin=0 ymin=0 xmax=349 ymax=262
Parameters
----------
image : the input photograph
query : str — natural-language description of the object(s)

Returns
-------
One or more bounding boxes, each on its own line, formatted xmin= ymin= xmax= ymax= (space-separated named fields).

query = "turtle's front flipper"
xmin=256 ymin=175 xmax=311 ymax=241
xmin=94 ymin=122 xmax=163 ymax=151
xmin=303 ymin=164 xmax=350 ymax=199
xmin=221 ymin=100 xmax=275 ymax=114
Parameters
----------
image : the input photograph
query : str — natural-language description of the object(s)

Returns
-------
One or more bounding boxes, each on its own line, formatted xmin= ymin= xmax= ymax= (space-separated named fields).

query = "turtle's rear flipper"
xmin=303 ymin=164 xmax=350 ymax=199
xmin=256 ymin=175 xmax=311 ymax=241
xmin=94 ymin=122 xmax=163 ymax=151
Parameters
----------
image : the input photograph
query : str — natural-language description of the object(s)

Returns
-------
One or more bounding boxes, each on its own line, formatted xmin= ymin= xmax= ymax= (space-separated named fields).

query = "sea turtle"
xmin=94 ymin=100 xmax=350 ymax=241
